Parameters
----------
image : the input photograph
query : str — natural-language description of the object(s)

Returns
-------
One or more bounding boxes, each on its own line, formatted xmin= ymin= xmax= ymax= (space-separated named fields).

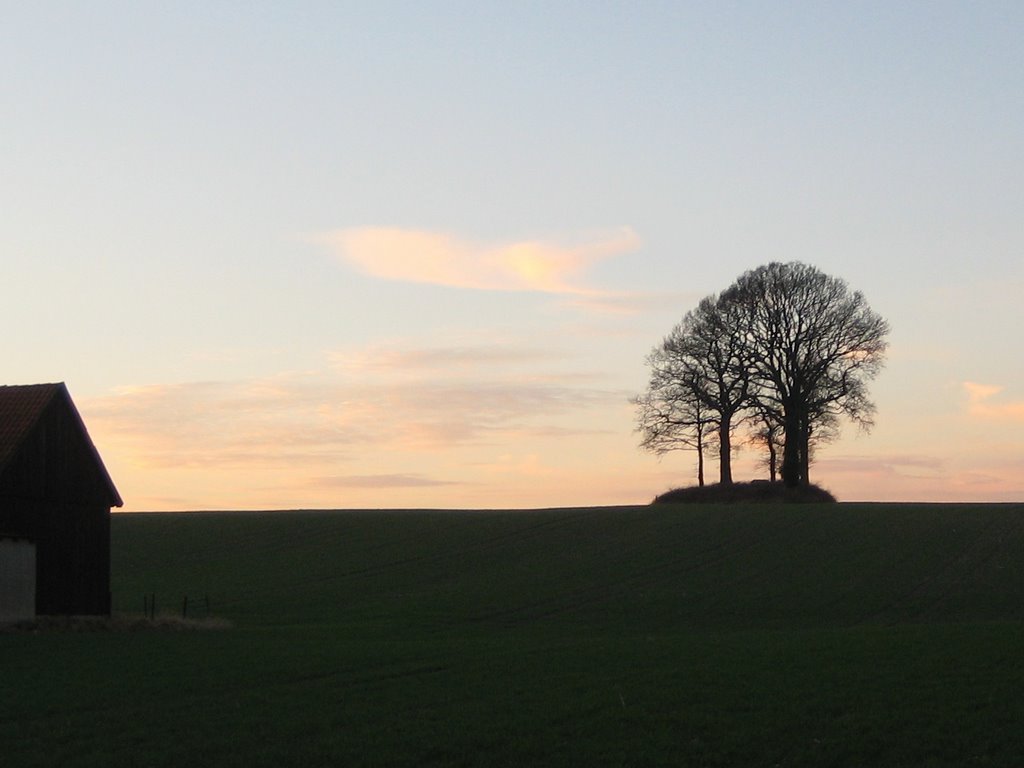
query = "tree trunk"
xmin=780 ymin=409 xmax=801 ymax=488
xmin=799 ymin=412 xmax=811 ymax=486
xmin=696 ymin=419 xmax=705 ymax=487
xmin=718 ymin=419 xmax=733 ymax=485
xmin=768 ymin=439 xmax=777 ymax=482
xmin=697 ymin=442 xmax=705 ymax=487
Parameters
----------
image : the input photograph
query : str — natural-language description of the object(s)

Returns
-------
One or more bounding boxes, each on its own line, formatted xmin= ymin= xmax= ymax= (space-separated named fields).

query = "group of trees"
xmin=635 ymin=262 xmax=890 ymax=489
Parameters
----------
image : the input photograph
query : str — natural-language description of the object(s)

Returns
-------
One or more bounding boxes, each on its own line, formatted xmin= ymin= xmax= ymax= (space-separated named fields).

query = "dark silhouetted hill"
xmin=653 ymin=481 xmax=837 ymax=504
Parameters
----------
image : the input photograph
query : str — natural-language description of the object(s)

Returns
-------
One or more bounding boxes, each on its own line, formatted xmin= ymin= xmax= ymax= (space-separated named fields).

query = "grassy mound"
xmin=653 ymin=480 xmax=837 ymax=504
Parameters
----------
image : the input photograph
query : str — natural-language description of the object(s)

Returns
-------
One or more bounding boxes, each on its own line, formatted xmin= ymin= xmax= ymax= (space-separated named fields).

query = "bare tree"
xmin=636 ymin=294 xmax=752 ymax=485
xmin=634 ymin=347 xmax=715 ymax=486
xmin=722 ymin=262 xmax=889 ymax=487
xmin=637 ymin=262 xmax=889 ymax=491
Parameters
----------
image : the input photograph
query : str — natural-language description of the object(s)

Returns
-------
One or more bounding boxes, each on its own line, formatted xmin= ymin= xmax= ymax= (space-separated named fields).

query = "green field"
xmin=3 ymin=503 xmax=1024 ymax=766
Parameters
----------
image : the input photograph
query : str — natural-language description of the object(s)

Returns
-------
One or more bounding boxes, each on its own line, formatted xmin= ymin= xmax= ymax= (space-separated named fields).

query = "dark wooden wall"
xmin=0 ymin=395 xmax=112 ymax=615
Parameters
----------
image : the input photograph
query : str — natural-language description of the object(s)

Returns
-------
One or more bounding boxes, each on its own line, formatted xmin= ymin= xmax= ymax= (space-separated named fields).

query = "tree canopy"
xmin=636 ymin=262 xmax=890 ymax=488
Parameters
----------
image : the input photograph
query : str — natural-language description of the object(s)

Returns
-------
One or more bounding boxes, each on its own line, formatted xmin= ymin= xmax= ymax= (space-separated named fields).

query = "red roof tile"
xmin=0 ymin=383 xmax=62 ymax=472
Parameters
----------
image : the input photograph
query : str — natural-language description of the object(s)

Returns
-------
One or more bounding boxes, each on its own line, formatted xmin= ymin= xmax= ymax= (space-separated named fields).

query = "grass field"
xmin=3 ymin=503 xmax=1024 ymax=766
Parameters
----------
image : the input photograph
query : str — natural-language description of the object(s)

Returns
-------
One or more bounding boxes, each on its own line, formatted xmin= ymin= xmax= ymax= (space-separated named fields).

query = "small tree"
xmin=636 ymin=294 xmax=751 ymax=485
xmin=634 ymin=349 xmax=715 ymax=486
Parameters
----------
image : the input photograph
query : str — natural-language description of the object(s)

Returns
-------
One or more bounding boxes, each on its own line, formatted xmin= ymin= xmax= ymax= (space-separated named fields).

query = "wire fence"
xmin=143 ymin=593 xmax=211 ymax=620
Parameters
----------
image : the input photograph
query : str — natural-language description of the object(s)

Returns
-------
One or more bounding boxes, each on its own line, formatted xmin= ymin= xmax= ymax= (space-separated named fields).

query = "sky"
xmin=3 ymin=2 xmax=1022 ymax=511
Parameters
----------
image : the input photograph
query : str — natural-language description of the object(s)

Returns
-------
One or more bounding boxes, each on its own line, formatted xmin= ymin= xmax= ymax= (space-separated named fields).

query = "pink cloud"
xmin=317 ymin=226 xmax=641 ymax=295
xmin=328 ymin=341 xmax=560 ymax=377
xmin=315 ymin=474 xmax=462 ymax=489
xmin=80 ymin=344 xmax=629 ymax=476
xmin=816 ymin=454 xmax=944 ymax=477
xmin=963 ymin=381 xmax=1024 ymax=422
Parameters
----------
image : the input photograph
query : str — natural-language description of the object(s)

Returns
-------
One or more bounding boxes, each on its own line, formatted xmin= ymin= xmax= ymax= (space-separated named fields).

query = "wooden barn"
xmin=0 ymin=383 xmax=122 ymax=617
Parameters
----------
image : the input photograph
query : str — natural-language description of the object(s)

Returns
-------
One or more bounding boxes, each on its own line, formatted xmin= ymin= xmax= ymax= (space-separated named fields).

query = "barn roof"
xmin=0 ymin=383 xmax=123 ymax=507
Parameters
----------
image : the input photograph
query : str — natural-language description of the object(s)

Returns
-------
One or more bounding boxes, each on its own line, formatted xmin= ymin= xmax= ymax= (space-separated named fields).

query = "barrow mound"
xmin=653 ymin=481 xmax=837 ymax=505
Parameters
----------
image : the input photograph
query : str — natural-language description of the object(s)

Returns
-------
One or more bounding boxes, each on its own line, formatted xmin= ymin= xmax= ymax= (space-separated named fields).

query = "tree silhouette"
xmin=634 ymin=346 xmax=715 ymax=486
xmin=660 ymin=295 xmax=752 ymax=484
xmin=749 ymin=406 xmax=783 ymax=482
xmin=637 ymin=262 xmax=889 ymax=488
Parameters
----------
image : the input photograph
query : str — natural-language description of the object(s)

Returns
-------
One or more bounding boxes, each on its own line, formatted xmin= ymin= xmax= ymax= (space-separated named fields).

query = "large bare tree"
xmin=722 ymin=262 xmax=889 ymax=487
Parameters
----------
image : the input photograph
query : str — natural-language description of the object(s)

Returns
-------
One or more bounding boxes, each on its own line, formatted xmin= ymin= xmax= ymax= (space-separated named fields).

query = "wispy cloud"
xmin=963 ymin=381 xmax=1024 ymax=422
xmin=316 ymin=226 xmax=641 ymax=295
xmin=315 ymin=474 xmax=463 ymax=489
xmin=83 ymin=378 xmax=368 ymax=470
xmin=560 ymin=290 xmax=703 ymax=316
xmin=813 ymin=442 xmax=1024 ymax=503
xmin=817 ymin=454 xmax=945 ymax=478
xmin=328 ymin=341 xmax=561 ymax=377
xmin=82 ymin=342 xmax=628 ymax=475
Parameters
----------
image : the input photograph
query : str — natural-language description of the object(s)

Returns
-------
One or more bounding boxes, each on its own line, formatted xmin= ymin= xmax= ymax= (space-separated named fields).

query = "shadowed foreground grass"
xmin=2 ymin=503 xmax=1023 ymax=766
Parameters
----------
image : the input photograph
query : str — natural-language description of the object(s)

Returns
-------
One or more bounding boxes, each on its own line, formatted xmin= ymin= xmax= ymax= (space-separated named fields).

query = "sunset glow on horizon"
xmin=4 ymin=4 xmax=1022 ymax=510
